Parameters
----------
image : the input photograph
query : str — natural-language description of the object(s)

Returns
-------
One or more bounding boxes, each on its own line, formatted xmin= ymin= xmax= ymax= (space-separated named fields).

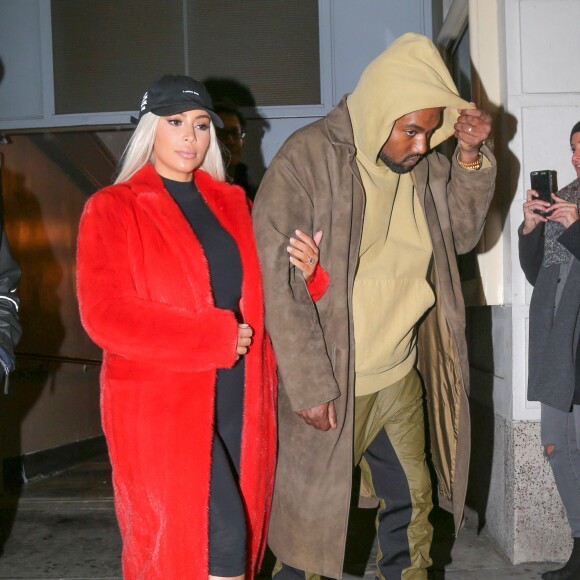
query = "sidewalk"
xmin=0 ymin=454 xmax=561 ymax=579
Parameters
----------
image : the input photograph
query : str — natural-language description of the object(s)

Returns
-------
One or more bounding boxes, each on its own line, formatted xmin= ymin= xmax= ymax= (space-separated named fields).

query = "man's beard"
xmin=379 ymin=151 xmax=423 ymax=174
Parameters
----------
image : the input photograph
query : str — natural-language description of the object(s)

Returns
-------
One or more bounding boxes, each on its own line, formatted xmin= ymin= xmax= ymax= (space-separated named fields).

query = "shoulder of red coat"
xmin=85 ymin=181 xmax=134 ymax=215
xmin=91 ymin=164 xmax=161 ymax=203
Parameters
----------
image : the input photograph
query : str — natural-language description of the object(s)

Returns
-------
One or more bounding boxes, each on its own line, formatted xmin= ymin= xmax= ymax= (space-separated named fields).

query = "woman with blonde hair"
xmin=77 ymin=75 xmax=285 ymax=579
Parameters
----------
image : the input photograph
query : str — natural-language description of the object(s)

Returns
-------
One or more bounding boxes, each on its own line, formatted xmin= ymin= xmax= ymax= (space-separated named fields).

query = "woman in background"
xmin=519 ymin=121 xmax=580 ymax=580
xmin=76 ymin=75 xmax=282 ymax=579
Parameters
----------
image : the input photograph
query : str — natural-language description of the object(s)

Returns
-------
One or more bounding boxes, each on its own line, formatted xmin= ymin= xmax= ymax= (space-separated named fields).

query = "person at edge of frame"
xmin=519 ymin=121 xmax=580 ymax=580
xmin=0 ymin=208 xmax=21 ymax=394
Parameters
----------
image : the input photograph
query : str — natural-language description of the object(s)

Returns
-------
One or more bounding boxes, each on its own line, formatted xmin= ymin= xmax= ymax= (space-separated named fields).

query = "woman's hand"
xmin=547 ymin=194 xmax=580 ymax=229
xmin=236 ymin=324 xmax=253 ymax=359
xmin=287 ymin=230 xmax=323 ymax=283
xmin=522 ymin=189 xmax=549 ymax=234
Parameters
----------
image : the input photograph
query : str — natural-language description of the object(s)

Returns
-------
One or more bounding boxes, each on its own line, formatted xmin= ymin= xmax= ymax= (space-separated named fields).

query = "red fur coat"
xmin=76 ymin=164 xmax=277 ymax=579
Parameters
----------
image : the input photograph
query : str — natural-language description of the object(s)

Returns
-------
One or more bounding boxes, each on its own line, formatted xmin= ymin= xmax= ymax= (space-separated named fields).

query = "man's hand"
xmin=455 ymin=106 xmax=492 ymax=163
xmin=295 ymin=400 xmax=337 ymax=431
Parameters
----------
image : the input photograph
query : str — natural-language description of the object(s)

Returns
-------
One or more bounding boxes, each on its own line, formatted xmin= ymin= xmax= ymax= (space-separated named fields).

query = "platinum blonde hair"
xmin=115 ymin=112 xmax=226 ymax=184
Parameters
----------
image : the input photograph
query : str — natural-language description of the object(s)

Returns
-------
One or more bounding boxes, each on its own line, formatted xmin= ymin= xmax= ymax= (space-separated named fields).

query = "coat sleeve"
xmin=306 ymin=264 xmax=330 ymax=302
xmin=76 ymin=191 xmax=239 ymax=372
xmin=0 ymin=228 xmax=21 ymax=372
xmin=518 ymin=222 xmax=544 ymax=286
xmin=557 ymin=219 xmax=580 ymax=262
xmin=253 ymin=157 xmax=340 ymax=411
xmin=447 ymin=144 xmax=497 ymax=254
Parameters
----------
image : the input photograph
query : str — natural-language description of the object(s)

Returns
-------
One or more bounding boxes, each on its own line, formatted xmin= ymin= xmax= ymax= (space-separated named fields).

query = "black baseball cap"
xmin=131 ymin=75 xmax=224 ymax=128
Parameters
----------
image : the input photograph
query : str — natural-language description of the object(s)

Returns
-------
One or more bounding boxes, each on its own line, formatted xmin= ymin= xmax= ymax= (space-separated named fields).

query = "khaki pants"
xmin=274 ymin=369 xmax=433 ymax=580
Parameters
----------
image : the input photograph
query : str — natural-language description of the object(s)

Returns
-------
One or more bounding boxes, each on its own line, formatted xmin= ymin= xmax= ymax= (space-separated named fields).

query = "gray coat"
xmin=253 ymin=99 xmax=496 ymax=578
xmin=519 ymin=220 xmax=580 ymax=411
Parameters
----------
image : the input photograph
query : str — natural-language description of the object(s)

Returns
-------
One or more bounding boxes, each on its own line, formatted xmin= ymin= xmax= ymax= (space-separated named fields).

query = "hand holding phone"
xmin=531 ymin=170 xmax=558 ymax=216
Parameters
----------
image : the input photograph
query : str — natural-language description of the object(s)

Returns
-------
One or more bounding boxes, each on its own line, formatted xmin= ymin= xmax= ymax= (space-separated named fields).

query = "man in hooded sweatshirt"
xmin=252 ymin=33 xmax=497 ymax=579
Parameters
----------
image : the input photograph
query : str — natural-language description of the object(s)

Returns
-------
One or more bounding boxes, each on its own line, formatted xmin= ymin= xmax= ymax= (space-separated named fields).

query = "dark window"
xmin=187 ymin=0 xmax=320 ymax=106
xmin=51 ymin=0 xmax=320 ymax=115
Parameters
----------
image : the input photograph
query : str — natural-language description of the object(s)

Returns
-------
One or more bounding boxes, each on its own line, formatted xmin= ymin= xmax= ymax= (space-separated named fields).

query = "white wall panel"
xmin=520 ymin=1 xmax=580 ymax=94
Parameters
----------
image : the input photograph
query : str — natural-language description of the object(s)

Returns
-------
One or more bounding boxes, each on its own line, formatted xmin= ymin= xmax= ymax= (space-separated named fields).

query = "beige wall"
xmin=0 ymin=136 xmax=102 ymax=460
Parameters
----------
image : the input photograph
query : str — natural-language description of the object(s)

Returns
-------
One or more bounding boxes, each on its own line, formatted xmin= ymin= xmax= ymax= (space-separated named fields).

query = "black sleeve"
xmin=518 ymin=222 xmax=544 ymax=286
xmin=556 ymin=219 xmax=580 ymax=262
xmin=0 ymin=228 xmax=21 ymax=371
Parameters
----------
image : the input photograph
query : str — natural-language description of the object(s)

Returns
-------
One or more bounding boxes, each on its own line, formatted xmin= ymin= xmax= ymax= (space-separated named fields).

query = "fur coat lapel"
xmin=128 ymin=164 xmax=263 ymax=324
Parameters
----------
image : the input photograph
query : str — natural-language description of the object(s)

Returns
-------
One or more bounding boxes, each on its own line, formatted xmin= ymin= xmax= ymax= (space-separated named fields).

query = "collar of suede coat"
xmin=76 ymin=163 xmax=277 ymax=579
xmin=252 ymin=97 xmax=496 ymax=577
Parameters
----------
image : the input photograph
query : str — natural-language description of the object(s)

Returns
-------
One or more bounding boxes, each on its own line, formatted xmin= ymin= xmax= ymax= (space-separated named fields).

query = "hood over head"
xmin=347 ymin=33 xmax=472 ymax=166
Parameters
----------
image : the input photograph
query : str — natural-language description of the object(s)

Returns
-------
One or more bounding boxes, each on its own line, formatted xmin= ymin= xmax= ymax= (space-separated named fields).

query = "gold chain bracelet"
xmin=457 ymin=152 xmax=482 ymax=170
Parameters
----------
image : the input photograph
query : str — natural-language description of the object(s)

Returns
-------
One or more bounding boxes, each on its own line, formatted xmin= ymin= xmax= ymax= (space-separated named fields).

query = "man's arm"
xmin=447 ymin=143 xmax=496 ymax=254
xmin=448 ymin=108 xmax=497 ymax=254
xmin=253 ymin=156 xmax=340 ymax=415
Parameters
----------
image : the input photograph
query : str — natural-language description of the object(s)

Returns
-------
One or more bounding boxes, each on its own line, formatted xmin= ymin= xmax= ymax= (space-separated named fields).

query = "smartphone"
xmin=531 ymin=170 xmax=558 ymax=215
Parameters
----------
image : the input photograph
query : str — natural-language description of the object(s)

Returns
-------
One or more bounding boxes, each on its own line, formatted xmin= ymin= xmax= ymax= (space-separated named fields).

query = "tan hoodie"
xmin=347 ymin=33 xmax=472 ymax=396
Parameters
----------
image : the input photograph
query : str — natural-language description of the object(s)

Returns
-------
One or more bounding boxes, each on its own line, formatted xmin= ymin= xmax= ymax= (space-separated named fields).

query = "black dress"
xmin=163 ymin=176 xmax=247 ymax=576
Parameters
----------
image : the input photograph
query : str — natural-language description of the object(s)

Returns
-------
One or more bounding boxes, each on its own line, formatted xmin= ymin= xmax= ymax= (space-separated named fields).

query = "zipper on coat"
xmin=2 ymin=361 xmax=10 ymax=394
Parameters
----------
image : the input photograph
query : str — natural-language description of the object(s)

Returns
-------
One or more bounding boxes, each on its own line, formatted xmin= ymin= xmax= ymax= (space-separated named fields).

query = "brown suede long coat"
xmin=252 ymin=99 xmax=496 ymax=578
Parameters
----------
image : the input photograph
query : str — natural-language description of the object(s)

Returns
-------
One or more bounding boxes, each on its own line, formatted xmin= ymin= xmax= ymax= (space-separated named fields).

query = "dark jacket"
xmin=0 ymin=227 xmax=21 ymax=389
xmin=519 ymin=220 xmax=580 ymax=410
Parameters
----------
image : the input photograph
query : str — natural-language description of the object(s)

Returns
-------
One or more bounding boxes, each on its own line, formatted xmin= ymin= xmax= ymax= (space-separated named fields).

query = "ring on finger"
xmin=307 ymin=256 xmax=315 ymax=265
